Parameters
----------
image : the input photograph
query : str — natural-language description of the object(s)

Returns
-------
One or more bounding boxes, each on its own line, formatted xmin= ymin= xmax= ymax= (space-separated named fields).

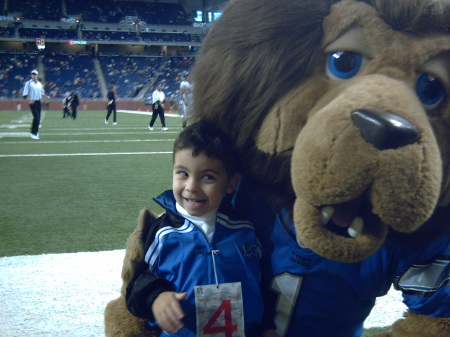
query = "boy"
xmin=126 ymin=121 xmax=264 ymax=336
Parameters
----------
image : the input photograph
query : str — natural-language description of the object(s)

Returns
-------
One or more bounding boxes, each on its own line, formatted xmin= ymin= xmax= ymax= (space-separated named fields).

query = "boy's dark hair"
xmin=173 ymin=121 xmax=241 ymax=175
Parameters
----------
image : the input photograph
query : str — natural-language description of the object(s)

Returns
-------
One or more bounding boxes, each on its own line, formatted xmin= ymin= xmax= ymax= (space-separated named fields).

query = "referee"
xmin=22 ymin=69 xmax=50 ymax=140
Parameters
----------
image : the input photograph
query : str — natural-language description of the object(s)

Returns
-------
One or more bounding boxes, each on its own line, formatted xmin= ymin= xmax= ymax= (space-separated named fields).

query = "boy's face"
xmin=173 ymin=149 xmax=239 ymax=217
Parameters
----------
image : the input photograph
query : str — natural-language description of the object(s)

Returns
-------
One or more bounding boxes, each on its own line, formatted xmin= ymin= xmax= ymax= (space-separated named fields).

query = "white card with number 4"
xmin=195 ymin=282 xmax=245 ymax=337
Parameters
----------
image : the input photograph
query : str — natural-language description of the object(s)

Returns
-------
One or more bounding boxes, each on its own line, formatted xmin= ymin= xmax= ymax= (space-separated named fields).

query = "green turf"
xmin=0 ymin=109 xmax=182 ymax=257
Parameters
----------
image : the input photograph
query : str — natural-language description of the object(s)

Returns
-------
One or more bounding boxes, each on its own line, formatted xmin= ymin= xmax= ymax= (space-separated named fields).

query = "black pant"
xmin=72 ymin=105 xmax=78 ymax=119
xmin=149 ymin=104 xmax=165 ymax=127
xmin=63 ymin=106 xmax=71 ymax=118
xmin=30 ymin=101 xmax=41 ymax=135
xmin=106 ymin=102 xmax=116 ymax=122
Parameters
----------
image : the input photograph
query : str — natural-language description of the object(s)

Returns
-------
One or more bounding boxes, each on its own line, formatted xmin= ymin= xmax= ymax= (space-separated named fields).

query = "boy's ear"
xmin=226 ymin=173 xmax=241 ymax=194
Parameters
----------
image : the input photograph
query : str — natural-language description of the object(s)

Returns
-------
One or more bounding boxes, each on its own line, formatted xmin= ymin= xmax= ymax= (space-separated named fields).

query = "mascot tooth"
xmin=105 ymin=1 xmax=450 ymax=336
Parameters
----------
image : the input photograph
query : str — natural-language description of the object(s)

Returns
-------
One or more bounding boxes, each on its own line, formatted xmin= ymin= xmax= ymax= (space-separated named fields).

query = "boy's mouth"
xmin=184 ymin=197 xmax=207 ymax=205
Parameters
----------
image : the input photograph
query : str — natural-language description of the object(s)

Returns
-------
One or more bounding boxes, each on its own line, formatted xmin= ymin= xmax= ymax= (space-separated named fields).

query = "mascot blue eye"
xmin=416 ymin=73 xmax=445 ymax=110
xmin=327 ymin=51 xmax=363 ymax=79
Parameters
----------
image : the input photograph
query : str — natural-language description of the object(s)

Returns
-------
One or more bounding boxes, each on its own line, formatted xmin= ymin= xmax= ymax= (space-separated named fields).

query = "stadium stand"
xmin=19 ymin=28 xmax=78 ymax=40
xmin=66 ymin=0 xmax=191 ymax=25
xmin=0 ymin=0 xmax=214 ymax=107
xmin=141 ymin=56 xmax=195 ymax=102
xmin=100 ymin=55 xmax=163 ymax=98
xmin=9 ymin=0 xmax=62 ymax=21
xmin=82 ymin=30 xmax=140 ymax=42
xmin=43 ymin=53 xmax=101 ymax=99
xmin=0 ymin=53 xmax=38 ymax=99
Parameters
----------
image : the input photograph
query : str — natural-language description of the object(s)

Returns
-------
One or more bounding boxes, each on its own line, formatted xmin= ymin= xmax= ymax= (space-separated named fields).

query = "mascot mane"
xmin=192 ymin=0 xmax=450 ymax=203
xmin=192 ymin=0 xmax=450 ymax=261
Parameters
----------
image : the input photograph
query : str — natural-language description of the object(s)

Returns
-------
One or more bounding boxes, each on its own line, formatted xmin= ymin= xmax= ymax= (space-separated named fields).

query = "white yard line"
xmin=0 ymin=139 xmax=175 ymax=144
xmin=118 ymin=110 xmax=183 ymax=118
xmin=0 ymin=151 xmax=172 ymax=158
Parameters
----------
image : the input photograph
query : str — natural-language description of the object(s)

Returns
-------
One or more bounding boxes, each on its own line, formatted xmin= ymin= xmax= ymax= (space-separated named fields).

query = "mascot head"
xmin=191 ymin=0 xmax=450 ymax=262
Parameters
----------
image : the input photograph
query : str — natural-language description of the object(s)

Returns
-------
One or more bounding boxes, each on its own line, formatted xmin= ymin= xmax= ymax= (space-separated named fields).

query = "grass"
xmin=0 ymin=109 xmax=181 ymax=257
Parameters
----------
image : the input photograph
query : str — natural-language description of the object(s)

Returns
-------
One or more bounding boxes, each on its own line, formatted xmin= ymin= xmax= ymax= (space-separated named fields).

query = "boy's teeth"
xmin=320 ymin=206 xmax=335 ymax=225
xmin=348 ymin=217 xmax=364 ymax=238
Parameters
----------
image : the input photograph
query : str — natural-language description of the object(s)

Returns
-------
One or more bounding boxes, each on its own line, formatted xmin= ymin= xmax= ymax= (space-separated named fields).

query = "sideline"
xmin=0 ymin=139 xmax=175 ymax=145
xmin=0 ymin=151 xmax=172 ymax=158
xmin=118 ymin=109 xmax=183 ymax=118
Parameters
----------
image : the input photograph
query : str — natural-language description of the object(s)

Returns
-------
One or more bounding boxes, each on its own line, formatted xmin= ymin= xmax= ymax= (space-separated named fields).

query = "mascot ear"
xmin=104 ymin=208 xmax=159 ymax=337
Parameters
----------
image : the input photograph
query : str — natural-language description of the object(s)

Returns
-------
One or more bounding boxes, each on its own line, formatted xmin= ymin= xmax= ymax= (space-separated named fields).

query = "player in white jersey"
xmin=22 ymin=69 xmax=50 ymax=140
xmin=179 ymin=75 xmax=193 ymax=129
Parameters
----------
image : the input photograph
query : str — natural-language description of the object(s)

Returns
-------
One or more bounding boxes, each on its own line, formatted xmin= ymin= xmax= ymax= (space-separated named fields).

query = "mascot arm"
xmin=126 ymin=268 xmax=174 ymax=321
xmin=371 ymin=311 xmax=450 ymax=337
xmin=104 ymin=208 xmax=162 ymax=337
xmin=373 ymin=240 xmax=450 ymax=337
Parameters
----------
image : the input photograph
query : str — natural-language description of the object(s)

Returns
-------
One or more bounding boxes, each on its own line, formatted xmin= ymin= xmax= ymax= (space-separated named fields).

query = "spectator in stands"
xmin=105 ymin=81 xmax=117 ymax=125
xmin=179 ymin=75 xmax=193 ymax=129
xmin=22 ymin=69 xmax=50 ymax=140
xmin=149 ymin=83 xmax=168 ymax=131
xmin=71 ymin=92 xmax=80 ymax=120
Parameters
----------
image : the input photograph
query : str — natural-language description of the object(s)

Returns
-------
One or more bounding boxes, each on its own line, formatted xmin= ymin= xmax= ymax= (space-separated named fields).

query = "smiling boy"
xmin=126 ymin=121 xmax=264 ymax=337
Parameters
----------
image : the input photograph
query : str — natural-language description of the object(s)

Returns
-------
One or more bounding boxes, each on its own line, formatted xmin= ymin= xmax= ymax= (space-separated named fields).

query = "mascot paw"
xmin=371 ymin=311 xmax=450 ymax=337
xmin=104 ymin=208 xmax=160 ymax=337
xmin=120 ymin=208 xmax=158 ymax=294
xmin=104 ymin=297 xmax=157 ymax=337
xmin=370 ymin=333 xmax=390 ymax=337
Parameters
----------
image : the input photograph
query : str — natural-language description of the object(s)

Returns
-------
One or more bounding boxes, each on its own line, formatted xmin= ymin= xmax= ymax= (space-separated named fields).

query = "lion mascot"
xmin=104 ymin=0 xmax=450 ymax=336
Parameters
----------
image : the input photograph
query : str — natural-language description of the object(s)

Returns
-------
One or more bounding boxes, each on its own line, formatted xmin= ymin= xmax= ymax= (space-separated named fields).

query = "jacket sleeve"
xmin=125 ymin=265 xmax=175 ymax=321
xmin=395 ymin=237 xmax=450 ymax=318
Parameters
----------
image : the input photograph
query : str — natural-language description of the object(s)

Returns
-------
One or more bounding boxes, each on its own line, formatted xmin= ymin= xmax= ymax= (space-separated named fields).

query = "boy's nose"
xmin=185 ymin=179 xmax=198 ymax=192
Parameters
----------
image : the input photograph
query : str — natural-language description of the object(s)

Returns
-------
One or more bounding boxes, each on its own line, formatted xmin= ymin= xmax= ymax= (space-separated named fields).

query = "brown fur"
xmin=104 ymin=209 xmax=160 ymax=337
xmin=372 ymin=312 xmax=450 ymax=337
xmin=192 ymin=0 xmax=450 ymax=207
xmin=191 ymin=0 xmax=450 ymax=335
xmin=192 ymin=0 xmax=450 ymax=259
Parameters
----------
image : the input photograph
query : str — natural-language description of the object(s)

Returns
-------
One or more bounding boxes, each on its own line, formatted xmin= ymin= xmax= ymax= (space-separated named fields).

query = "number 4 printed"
xmin=271 ymin=273 xmax=303 ymax=337
xmin=203 ymin=300 xmax=238 ymax=337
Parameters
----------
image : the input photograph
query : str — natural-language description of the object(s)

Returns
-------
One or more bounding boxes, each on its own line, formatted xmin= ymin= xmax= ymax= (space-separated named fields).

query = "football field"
xmin=0 ymin=109 xmax=401 ymax=336
xmin=0 ymin=108 xmax=178 ymax=257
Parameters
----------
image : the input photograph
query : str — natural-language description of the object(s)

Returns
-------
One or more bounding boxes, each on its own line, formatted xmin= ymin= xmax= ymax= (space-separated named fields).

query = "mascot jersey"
xmin=126 ymin=190 xmax=264 ymax=337
xmin=233 ymin=179 xmax=450 ymax=337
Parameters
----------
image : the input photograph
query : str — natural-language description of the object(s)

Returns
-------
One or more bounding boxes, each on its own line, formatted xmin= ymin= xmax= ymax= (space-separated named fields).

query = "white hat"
xmin=31 ymin=70 xmax=38 ymax=75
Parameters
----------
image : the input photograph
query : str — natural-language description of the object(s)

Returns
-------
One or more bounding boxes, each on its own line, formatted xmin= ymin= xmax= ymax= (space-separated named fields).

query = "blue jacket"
xmin=233 ymin=179 xmax=450 ymax=337
xmin=126 ymin=190 xmax=264 ymax=336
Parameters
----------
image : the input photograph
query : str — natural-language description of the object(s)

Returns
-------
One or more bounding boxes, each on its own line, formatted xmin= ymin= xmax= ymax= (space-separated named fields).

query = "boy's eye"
xmin=176 ymin=171 xmax=188 ymax=177
xmin=203 ymin=174 xmax=216 ymax=181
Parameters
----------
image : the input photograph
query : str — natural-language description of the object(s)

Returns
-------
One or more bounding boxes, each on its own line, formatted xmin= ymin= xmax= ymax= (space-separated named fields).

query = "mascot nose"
xmin=351 ymin=109 xmax=420 ymax=150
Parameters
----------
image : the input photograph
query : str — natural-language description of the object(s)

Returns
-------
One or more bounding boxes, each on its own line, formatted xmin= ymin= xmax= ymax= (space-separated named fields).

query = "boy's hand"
xmin=152 ymin=291 xmax=187 ymax=333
